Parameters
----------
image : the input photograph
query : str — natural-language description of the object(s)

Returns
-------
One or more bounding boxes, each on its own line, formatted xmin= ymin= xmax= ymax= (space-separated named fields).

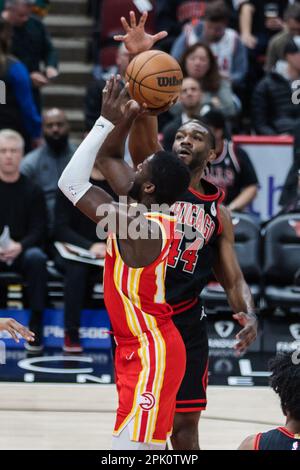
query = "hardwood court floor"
xmin=0 ymin=384 xmax=283 ymax=450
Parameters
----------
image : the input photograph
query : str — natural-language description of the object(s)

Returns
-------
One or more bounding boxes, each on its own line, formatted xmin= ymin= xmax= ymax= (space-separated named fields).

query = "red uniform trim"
xmin=172 ymin=298 xmax=198 ymax=315
xmin=175 ymin=407 xmax=206 ymax=412
xmin=254 ymin=433 xmax=262 ymax=450
xmin=176 ymin=399 xmax=207 ymax=404
xmin=188 ymin=186 xmax=220 ymax=201
xmin=217 ymin=189 xmax=225 ymax=235
xmin=277 ymin=427 xmax=298 ymax=439
xmin=202 ymin=359 xmax=209 ymax=392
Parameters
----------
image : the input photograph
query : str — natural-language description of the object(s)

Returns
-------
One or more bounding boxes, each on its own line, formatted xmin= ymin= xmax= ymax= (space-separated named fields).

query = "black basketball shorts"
xmin=172 ymin=302 xmax=209 ymax=413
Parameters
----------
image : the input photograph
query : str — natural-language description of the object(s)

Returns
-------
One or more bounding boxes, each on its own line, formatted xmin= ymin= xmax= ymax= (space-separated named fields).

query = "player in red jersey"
xmin=114 ymin=11 xmax=258 ymax=450
xmin=239 ymin=352 xmax=300 ymax=451
xmin=58 ymin=77 xmax=191 ymax=449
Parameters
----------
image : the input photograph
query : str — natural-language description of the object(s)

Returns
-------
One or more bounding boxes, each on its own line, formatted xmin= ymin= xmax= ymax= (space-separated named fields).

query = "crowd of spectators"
xmin=0 ymin=0 xmax=300 ymax=352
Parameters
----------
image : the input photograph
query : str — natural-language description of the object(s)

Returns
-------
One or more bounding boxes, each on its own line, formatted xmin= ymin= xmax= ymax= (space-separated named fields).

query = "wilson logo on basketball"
xmin=156 ymin=77 xmax=183 ymax=87
xmin=139 ymin=392 xmax=156 ymax=411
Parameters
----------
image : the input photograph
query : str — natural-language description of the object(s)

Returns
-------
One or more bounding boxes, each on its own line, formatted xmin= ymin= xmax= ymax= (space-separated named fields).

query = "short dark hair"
xmin=284 ymin=3 xmax=300 ymax=22
xmin=269 ymin=353 xmax=300 ymax=421
xmin=149 ymin=151 xmax=191 ymax=205
xmin=201 ymin=109 xmax=226 ymax=131
xmin=204 ymin=0 xmax=230 ymax=23
xmin=180 ymin=118 xmax=216 ymax=150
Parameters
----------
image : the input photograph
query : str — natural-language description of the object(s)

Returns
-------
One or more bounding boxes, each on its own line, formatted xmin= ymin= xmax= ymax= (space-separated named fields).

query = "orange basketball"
xmin=125 ymin=50 xmax=183 ymax=109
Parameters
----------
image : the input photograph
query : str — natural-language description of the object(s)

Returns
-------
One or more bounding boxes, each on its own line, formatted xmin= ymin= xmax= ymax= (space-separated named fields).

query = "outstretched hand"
xmin=0 ymin=318 xmax=35 ymax=343
xmin=114 ymin=11 xmax=168 ymax=55
xmin=101 ymin=75 xmax=143 ymax=125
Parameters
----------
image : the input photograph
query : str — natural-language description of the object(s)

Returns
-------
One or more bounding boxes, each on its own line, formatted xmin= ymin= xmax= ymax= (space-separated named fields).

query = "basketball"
xmin=125 ymin=50 xmax=183 ymax=109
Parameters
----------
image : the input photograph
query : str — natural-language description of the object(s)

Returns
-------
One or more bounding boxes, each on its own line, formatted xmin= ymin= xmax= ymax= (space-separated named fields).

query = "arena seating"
xmin=202 ymin=213 xmax=262 ymax=314
xmin=263 ymin=213 xmax=300 ymax=313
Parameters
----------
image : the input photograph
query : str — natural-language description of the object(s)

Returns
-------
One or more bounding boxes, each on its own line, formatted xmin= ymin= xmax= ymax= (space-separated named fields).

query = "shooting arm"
xmin=95 ymin=114 xmax=136 ymax=195
xmin=58 ymin=116 xmax=116 ymax=223
xmin=129 ymin=115 xmax=163 ymax=167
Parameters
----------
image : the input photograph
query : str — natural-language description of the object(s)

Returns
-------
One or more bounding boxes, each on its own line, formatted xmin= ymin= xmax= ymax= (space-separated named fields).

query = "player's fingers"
xmin=14 ymin=324 xmax=35 ymax=341
xmin=152 ymin=31 xmax=168 ymax=43
xmin=111 ymin=75 xmax=122 ymax=100
xmin=119 ymin=82 xmax=130 ymax=101
xmin=7 ymin=327 xmax=19 ymax=343
xmin=113 ymin=34 xmax=126 ymax=42
xmin=138 ymin=11 xmax=148 ymax=28
xmin=129 ymin=10 xmax=136 ymax=28
xmin=107 ymin=77 xmax=115 ymax=98
xmin=120 ymin=16 xmax=131 ymax=33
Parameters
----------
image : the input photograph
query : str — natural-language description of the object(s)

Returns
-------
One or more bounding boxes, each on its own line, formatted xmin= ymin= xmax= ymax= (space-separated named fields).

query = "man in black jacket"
xmin=0 ymin=129 xmax=47 ymax=351
xmin=252 ymin=37 xmax=300 ymax=135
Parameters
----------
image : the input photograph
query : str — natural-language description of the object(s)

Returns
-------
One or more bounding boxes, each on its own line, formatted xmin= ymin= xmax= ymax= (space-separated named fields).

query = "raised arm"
xmin=113 ymin=11 xmax=169 ymax=166
xmin=213 ymin=206 xmax=258 ymax=354
xmin=95 ymin=76 xmax=139 ymax=194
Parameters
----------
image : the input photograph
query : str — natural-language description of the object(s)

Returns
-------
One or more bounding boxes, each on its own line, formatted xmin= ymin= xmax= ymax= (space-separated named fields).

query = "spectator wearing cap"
xmin=202 ymin=109 xmax=258 ymax=211
xmin=252 ymin=37 xmax=300 ymax=135
xmin=266 ymin=3 xmax=300 ymax=71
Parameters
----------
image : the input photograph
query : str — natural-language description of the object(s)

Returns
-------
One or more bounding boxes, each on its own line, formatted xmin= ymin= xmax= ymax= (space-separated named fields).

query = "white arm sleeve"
xmin=58 ymin=116 xmax=115 ymax=205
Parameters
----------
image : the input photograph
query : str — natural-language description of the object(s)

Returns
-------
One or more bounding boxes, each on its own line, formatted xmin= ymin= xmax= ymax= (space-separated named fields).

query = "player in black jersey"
xmin=114 ymin=11 xmax=258 ymax=450
xmin=239 ymin=352 xmax=300 ymax=450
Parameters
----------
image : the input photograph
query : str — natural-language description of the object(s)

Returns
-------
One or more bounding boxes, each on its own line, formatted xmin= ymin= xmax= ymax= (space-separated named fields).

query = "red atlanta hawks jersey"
xmin=104 ymin=212 xmax=176 ymax=339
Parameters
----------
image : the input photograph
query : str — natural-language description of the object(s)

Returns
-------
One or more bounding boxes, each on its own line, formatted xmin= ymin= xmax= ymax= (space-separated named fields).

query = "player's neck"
xmin=190 ymin=169 xmax=206 ymax=194
xmin=285 ymin=418 xmax=300 ymax=435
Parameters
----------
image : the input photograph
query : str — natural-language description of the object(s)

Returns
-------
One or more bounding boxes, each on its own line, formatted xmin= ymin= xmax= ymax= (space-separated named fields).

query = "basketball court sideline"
xmin=0 ymin=383 xmax=282 ymax=450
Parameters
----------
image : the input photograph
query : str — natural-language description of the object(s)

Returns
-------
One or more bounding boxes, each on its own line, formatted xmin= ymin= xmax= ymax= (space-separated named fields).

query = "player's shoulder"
xmin=238 ymin=434 xmax=257 ymax=451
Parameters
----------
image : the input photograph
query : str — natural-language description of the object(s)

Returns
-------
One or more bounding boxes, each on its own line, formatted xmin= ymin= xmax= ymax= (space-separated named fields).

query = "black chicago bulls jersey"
xmin=255 ymin=428 xmax=300 ymax=451
xmin=166 ymin=180 xmax=224 ymax=313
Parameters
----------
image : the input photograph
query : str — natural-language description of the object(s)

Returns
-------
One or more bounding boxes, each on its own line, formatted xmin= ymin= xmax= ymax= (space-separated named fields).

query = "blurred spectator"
xmin=239 ymin=0 xmax=288 ymax=50
xmin=86 ymin=44 xmax=130 ymax=131
xmin=162 ymin=77 xmax=205 ymax=150
xmin=54 ymin=166 xmax=116 ymax=352
xmin=280 ymin=119 xmax=300 ymax=208
xmin=202 ymin=109 xmax=259 ymax=211
xmin=0 ymin=129 xmax=47 ymax=351
xmin=180 ymin=42 xmax=239 ymax=117
xmin=252 ymin=38 xmax=300 ymax=135
xmin=20 ymin=109 xmax=75 ymax=236
xmin=171 ymin=0 xmax=248 ymax=87
xmin=0 ymin=0 xmax=49 ymax=17
xmin=266 ymin=3 xmax=300 ymax=71
xmin=31 ymin=0 xmax=49 ymax=18
xmin=1 ymin=0 xmax=59 ymax=110
xmin=0 ymin=18 xmax=41 ymax=150
xmin=239 ymin=0 xmax=290 ymax=85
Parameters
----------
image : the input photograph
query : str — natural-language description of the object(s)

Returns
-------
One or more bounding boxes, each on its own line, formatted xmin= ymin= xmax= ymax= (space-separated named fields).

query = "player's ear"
xmin=143 ymin=182 xmax=155 ymax=195
xmin=208 ymin=148 xmax=217 ymax=163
